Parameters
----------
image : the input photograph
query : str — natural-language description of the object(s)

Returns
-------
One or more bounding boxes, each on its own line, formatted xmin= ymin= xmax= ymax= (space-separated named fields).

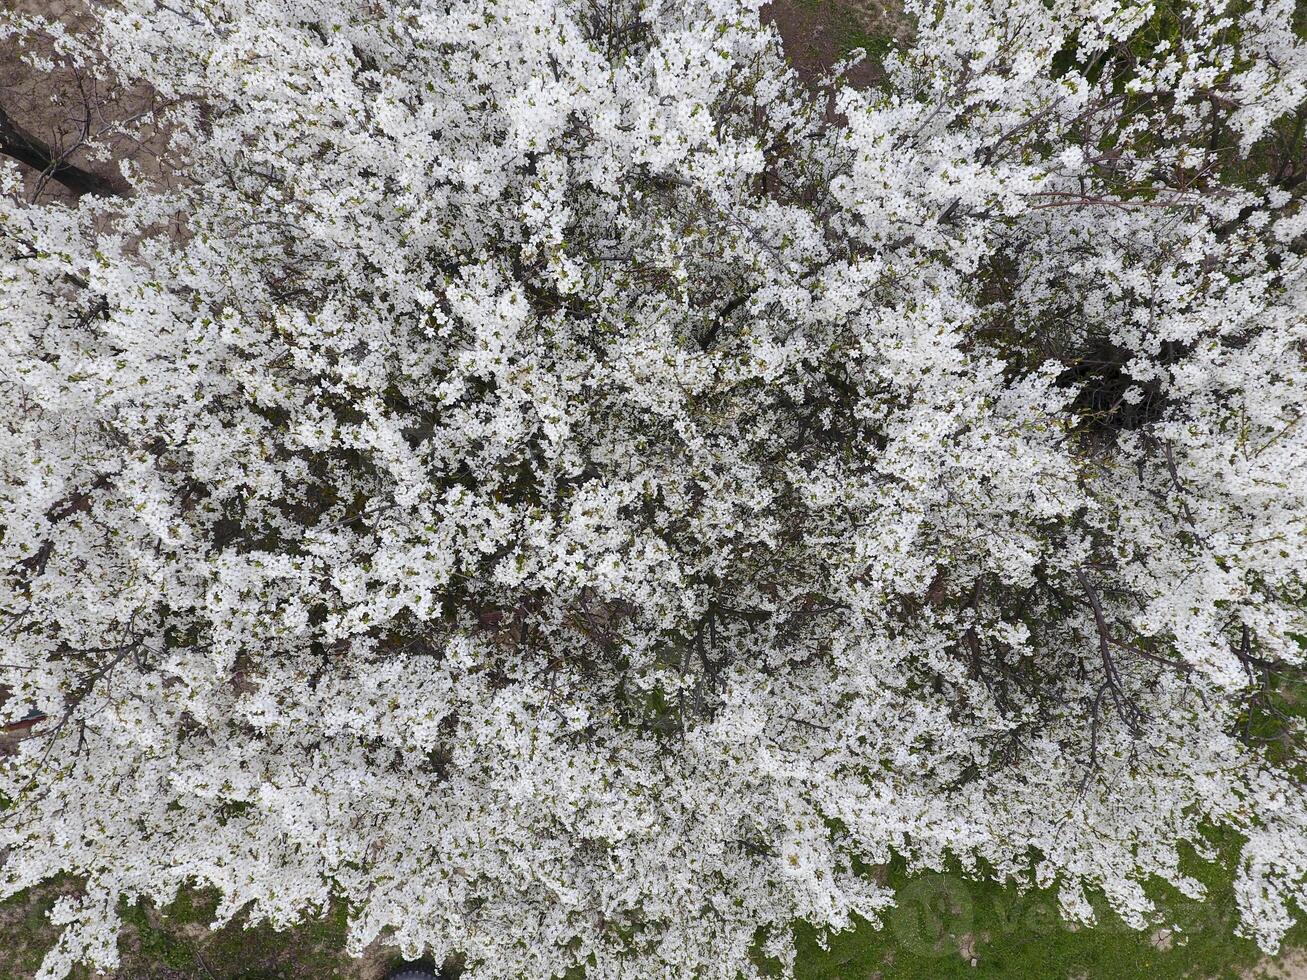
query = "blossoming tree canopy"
xmin=0 ymin=0 xmax=1304 ymax=975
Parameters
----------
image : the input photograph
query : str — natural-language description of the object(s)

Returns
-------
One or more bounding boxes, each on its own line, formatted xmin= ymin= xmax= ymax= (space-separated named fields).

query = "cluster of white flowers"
xmin=0 ymin=0 xmax=1304 ymax=976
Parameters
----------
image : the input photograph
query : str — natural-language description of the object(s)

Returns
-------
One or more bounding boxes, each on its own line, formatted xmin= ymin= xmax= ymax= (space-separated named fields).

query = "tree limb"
xmin=0 ymin=102 xmax=126 ymax=198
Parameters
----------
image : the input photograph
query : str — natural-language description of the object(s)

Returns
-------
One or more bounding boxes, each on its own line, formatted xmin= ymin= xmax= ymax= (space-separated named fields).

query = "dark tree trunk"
xmin=0 ymin=102 xmax=127 ymax=198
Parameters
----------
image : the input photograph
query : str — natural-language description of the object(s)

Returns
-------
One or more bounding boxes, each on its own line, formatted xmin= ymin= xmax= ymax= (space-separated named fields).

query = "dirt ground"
xmin=1 ymin=0 xmax=173 ymax=204
xmin=1255 ymin=949 xmax=1307 ymax=980
xmin=764 ymin=0 xmax=914 ymax=86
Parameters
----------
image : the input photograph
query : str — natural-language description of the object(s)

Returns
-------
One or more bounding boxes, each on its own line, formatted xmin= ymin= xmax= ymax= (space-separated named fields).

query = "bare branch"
xmin=0 ymin=101 xmax=127 ymax=198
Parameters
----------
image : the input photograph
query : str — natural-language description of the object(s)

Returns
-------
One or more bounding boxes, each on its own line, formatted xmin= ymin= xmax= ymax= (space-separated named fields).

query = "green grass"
xmin=794 ymin=674 xmax=1307 ymax=979
xmin=1 ymin=838 xmax=1302 ymax=980
xmin=0 ymin=882 xmax=408 ymax=980
xmin=794 ymin=835 xmax=1304 ymax=980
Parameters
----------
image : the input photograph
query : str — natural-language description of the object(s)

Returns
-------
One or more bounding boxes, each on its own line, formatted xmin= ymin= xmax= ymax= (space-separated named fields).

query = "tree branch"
xmin=0 ymin=102 xmax=126 ymax=198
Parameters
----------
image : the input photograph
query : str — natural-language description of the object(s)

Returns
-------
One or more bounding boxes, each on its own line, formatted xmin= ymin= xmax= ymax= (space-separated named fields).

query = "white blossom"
xmin=0 ymin=0 xmax=1304 ymax=976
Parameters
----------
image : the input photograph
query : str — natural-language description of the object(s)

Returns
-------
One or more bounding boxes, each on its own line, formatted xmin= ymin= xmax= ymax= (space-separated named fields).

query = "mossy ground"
xmin=1 ymin=850 xmax=1304 ymax=980
xmin=0 ymin=884 xmax=407 ymax=980
xmin=793 ymin=840 xmax=1306 ymax=979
